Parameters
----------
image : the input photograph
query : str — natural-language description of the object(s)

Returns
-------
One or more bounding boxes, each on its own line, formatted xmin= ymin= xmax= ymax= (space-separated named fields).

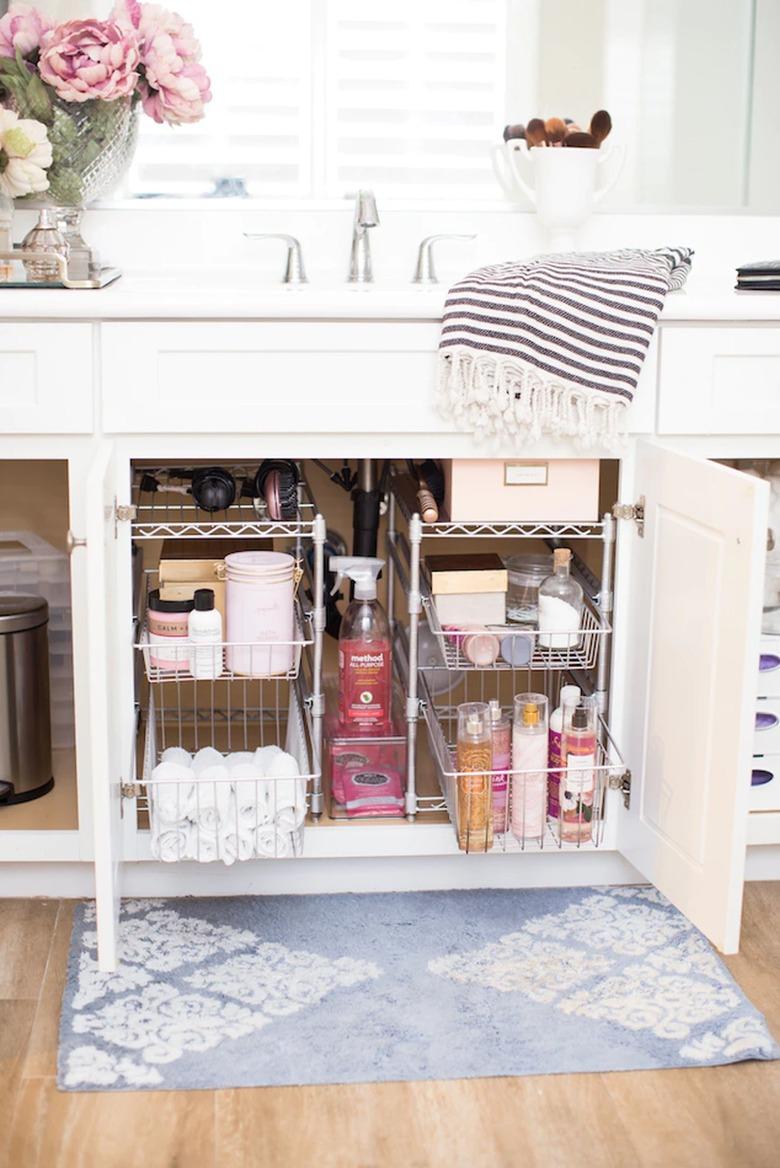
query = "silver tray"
xmin=0 ymin=249 xmax=121 ymax=289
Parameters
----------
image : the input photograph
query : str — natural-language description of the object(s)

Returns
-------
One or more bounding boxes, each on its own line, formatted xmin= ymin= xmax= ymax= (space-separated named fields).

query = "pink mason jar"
xmin=225 ymin=551 xmax=296 ymax=676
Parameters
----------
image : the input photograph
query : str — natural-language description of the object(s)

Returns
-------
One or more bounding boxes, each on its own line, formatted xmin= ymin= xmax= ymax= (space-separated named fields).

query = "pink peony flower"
xmin=112 ymin=2 xmax=211 ymax=126
xmin=38 ymin=19 xmax=140 ymax=103
xmin=0 ymin=3 xmax=52 ymax=61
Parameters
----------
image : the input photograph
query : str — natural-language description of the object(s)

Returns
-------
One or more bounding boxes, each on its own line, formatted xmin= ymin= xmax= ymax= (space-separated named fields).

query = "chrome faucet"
xmin=348 ymin=190 xmax=379 ymax=283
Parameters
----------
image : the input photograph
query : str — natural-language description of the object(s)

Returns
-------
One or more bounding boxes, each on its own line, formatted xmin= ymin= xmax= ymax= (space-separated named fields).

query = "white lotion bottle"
xmin=188 ymin=588 xmax=224 ymax=679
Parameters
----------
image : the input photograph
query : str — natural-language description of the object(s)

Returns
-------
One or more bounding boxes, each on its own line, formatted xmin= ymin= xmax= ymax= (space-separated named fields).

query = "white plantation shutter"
xmin=324 ymin=0 xmax=507 ymax=196
xmin=129 ymin=0 xmax=313 ymax=197
xmin=128 ymin=0 xmax=509 ymax=199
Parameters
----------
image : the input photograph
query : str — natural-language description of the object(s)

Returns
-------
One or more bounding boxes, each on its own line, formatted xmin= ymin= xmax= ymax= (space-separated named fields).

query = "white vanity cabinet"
xmin=79 ymin=433 xmax=768 ymax=971
xmin=0 ymin=304 xmax=775 ymax=976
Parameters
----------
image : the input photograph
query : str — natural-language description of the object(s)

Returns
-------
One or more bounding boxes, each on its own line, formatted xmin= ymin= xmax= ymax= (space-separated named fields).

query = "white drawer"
xmin=758 ymin=636 xmax=780 ymax=696
xmin=658 ymin=326 xmax=780 ymax=435
xmin=750 ymin=760 xmax=780 ymax=812
xmin=101 ymin=321 xmax=455 ymax=434
xmin=0 ymin=323 xmax=93 ymax=433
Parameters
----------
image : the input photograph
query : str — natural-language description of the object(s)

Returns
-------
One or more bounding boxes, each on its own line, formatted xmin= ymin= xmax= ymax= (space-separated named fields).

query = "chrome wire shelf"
xmin=390 ymin=470 xmax=605 ymax=541
xmin=422 ymin=589 xmax=608 ymax=673
xmin=130 ymin=463 xmax=320 ymax=540
xmin=419 ymin=668 xmax=626 ymax=854
xmin=136 ymin=600 xmax=313 ymax=684
xmin=136 ymin=677 xmax=317 ymax=863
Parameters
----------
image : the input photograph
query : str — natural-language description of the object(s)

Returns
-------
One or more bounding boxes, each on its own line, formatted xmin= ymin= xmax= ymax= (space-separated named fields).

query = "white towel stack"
xmin=149 ymin=745 xmax=306 ymax=864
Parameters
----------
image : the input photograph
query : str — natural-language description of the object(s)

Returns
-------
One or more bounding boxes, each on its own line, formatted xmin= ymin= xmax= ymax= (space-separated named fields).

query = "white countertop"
xmin=0 ymin=269 xmax=779 ymax=322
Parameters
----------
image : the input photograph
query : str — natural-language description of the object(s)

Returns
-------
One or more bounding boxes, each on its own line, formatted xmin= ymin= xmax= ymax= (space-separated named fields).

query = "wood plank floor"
xmin=2 ymin=885 xmax=779 ymax=1168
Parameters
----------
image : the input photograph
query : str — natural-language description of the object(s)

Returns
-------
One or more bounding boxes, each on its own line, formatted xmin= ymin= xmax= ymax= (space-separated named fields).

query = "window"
xmin=128 ymin=0 xmax=512 ymax=200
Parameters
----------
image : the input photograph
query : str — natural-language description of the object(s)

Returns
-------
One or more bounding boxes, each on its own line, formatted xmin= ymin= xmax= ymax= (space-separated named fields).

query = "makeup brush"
xmin=503 ymin=123 xmax=525 ymax=142
xmin=563 ymin=130 xmax=596 ymax=148
xmin=545 ymin=117 xmax=567 ymax=146
xmin=525 ymin=118 xmax=548 ymax=148
xmin=589 ymin=109 xmax=612 ymax=147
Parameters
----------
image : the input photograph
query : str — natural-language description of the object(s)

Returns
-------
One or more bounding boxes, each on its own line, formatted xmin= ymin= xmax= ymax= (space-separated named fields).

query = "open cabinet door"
xmin=86 ymin=442 xmax=132 ymax=972
xmin=616 ymin=440 xmax=768 ymax=953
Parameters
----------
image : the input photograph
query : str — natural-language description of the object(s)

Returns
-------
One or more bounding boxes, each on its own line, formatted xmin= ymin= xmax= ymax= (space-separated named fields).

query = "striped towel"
xmin=438 ymin=246 xmax=693 ymax=447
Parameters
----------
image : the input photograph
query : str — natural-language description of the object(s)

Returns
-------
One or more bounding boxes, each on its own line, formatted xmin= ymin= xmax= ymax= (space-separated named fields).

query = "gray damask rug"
xmin=58 ymin=888 xmax=779 ymax=1091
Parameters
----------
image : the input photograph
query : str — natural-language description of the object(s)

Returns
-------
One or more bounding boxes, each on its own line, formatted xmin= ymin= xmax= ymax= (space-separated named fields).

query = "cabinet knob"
xmin=66 ymin=530 xmax=87 ymax=554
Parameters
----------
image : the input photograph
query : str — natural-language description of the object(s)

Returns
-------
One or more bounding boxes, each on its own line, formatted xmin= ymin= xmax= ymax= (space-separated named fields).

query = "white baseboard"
xmin=1 ymin=851 xmax=644 ymax=899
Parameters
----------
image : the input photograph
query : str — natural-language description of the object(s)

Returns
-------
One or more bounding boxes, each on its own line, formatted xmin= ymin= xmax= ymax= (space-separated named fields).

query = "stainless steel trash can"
xmin=0 ymin=596 xmax=53 ymax=804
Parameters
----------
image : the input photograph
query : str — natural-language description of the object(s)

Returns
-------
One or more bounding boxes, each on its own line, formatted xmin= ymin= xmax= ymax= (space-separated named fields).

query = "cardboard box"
xmin=433 ymin=591 xmax=506 ymax=626
xmin=443 ymin=459 xmax=600 ymax=522
xmin=158 ymin=538 xmax=267 ymax=626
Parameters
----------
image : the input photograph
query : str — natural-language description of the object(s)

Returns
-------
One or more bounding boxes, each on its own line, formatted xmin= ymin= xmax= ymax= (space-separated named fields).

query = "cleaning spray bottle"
xmin=330 ymin=557 xmax=391 ymax=731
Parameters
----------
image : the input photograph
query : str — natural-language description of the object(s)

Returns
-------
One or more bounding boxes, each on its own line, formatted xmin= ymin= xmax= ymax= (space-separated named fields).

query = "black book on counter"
xmin=736 ymin=260 xmax=780 ymax=291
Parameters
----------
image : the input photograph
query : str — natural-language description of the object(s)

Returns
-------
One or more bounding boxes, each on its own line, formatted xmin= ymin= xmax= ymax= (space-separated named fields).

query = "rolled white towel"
xmin=232 ymin=767 xmax=271 ymax=829
xmin=192 ymin=747 xmax=225 ymax=774
xmin=255 ymin=826 xmax=294 ymax=859
xmin=267 ymin=750 xmax=306 ymax=828
xmin=220 ymin=826 xmax=255 ymax=865
xmin=228 ymin=751 xmax=257 ymax=770
xmin=161 ymin=747 xmax=193 ymax=768
xmin=150 ymin=762 xmax=195 ymax=825
xmin=152 ymin=824 xmax=191 ymax=863
xmin=191 ymin=765 xmax=233 ymax=829
xmin=188 ymin=825 xmax=220 ymax=863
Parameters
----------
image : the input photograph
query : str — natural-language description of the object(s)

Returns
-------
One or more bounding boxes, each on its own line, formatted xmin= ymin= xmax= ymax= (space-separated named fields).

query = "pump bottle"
xmin=330 ymin=556 xmax=391 ymax=731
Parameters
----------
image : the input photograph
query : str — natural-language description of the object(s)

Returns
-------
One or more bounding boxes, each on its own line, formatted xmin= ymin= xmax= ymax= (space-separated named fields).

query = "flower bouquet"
xmin=0 ymin=1 xmax=211 ymax=280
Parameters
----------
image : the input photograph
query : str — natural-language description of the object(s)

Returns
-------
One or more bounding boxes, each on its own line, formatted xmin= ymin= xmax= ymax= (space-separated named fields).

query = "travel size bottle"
xmin=456 ymin=702 xmax=493 ymax=852
xmin=512 ymin=693 xmax=549 ymax=843
xmin=188 ymin=588 xmax=224 ymax=679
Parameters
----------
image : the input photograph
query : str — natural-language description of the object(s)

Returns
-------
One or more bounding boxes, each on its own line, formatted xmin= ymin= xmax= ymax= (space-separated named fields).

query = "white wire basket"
xmin=422 ymin=588 xmax=608 ymax=673
xmin=139 ymin=678 xmax=318 ymax=864
xmin=419 ymin=668 xmax=626 ymax=854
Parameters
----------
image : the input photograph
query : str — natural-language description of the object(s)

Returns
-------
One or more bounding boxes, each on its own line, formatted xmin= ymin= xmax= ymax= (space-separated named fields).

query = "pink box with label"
xmin=443 ymin=459 xmax=600 ymax=522
xmin=326 ymin=712 xmax=406 ymax=819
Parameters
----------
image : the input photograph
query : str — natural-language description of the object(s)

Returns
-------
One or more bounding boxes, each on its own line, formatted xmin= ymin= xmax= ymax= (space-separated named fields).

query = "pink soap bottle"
xmin=330 ymin=557 xmax=391 ymax=732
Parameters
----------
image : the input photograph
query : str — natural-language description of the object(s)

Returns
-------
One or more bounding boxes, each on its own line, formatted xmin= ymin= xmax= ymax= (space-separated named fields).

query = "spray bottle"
xmin=330 ymin=556 xmax=391 ymax=731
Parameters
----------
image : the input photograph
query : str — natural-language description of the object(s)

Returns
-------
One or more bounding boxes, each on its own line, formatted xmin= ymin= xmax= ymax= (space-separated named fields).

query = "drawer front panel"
xmin=102 ymin=322 xmax=453 ymax=434
xmin=749 ymin=759 xmax=780 ymax=811
xmin=658 ymin=326 xmax=780 ymax=435
xmin=0 ymin=323 xmax=93 ymax=433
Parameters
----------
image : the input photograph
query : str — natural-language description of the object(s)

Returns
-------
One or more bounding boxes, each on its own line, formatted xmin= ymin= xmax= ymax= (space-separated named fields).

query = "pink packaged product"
xmin=443 ymin=459 xmax=600 ymax=522
xmin=327 ymin=714 xmax=406 ymax=819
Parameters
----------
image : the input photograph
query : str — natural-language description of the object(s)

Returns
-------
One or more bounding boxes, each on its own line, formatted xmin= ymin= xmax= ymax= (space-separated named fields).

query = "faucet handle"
xmin=413 ymin=233 xmax=476 ymax=284
xmin=355 ymin=189 xmax=379 ymax=227
xmin=244 ymin=233 xmax=308 ymax=285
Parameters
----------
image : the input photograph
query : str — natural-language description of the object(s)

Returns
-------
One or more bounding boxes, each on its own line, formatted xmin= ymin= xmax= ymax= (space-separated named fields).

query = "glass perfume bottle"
xmin=21 ymin=209 xmax=68 ymax=283
xmin=538 ymin=548 xmax=583 ymax=650
xmin=488 ymin=699 xmax=511 ymax=834
xmin=456 ymin=702 xmax=493 ymax=853
xmin=560 ymin=695 xmax=597 ymax=843
xmin=511 ymin=693 xmax=548 ymax=843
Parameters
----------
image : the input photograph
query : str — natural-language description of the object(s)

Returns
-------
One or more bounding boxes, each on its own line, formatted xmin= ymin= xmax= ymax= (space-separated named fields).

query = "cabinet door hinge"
xmin=115 ymin=502 xmax=137 ymax=523
xmin=608 ymin=769 xmax=631 ymax=808
xmin=612 ymin=497 xmax=645 ymax=537
xmin=121 ymin=781 xmax=143 ymax=799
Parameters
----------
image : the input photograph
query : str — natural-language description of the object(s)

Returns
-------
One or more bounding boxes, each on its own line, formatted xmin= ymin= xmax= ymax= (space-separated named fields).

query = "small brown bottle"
xmin=456 ymin=702 xmax=493 ymax=853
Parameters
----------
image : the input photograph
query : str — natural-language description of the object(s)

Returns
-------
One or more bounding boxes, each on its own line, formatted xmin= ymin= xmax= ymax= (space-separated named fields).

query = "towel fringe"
xmin=436 ymin=346 xmax=629 ymax=450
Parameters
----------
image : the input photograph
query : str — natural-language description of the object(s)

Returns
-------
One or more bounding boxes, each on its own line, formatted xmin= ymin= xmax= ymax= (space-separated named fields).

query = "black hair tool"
xmin=190 ymin=467 xmax=237 ymax=512
xmin=254 ymin=460 xmax=300 ymax=521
